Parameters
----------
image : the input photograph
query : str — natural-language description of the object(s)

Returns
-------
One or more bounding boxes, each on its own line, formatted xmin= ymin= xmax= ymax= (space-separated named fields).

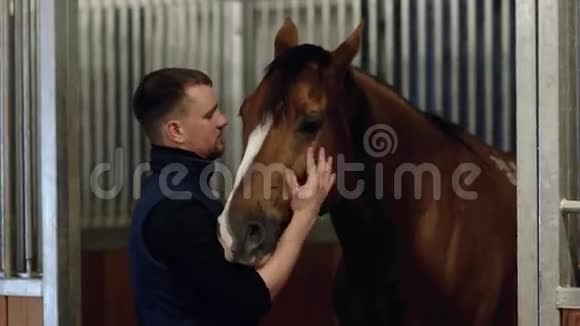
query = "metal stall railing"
xmin=361 ymin=0 xmax=515 ymax=152
xmin=75 ymin=0 xmax=517 ymax=247
xmin=0 ymin=0 xmax=81 ymax=325
xmin=78 ymin=0 xmax=231 ymax=247
xmin=0 ymin=0 xmax=43 ymax=293
xmin=517 ymin=0 xmax=580 ymax=325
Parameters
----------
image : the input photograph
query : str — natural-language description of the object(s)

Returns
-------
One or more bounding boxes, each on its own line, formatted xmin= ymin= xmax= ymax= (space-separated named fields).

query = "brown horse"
xmin=217 ymin=18 xmax=517 ymax=326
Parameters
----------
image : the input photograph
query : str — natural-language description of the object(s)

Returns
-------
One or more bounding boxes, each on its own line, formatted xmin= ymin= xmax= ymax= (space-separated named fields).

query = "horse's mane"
xmin=351 ymin=67 xmax=495 ymax=164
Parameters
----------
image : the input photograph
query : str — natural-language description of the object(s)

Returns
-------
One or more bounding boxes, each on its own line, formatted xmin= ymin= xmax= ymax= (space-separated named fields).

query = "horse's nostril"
xmin=245 ymin=222 xmax=265 ymax=250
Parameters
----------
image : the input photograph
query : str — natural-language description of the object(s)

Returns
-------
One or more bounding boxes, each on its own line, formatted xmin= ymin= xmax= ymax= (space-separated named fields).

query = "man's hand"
xmin=256 ymin=146 xmax=336 ymax=300
xmin=284 ymin=146 xmax=336 ymax=218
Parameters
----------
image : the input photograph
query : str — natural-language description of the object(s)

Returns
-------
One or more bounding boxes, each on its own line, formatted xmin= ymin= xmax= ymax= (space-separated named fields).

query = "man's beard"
xmin=206 ymin=144 xmax=224 ymax=160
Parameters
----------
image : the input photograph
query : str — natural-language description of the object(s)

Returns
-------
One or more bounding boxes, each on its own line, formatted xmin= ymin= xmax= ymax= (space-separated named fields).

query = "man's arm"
xmin=143 ymin=199 xmax=271 ymax=322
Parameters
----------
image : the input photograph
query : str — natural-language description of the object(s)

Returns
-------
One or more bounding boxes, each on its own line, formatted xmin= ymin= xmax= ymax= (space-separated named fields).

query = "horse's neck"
xmin=330 ymin=69 xmax=465 ymax=263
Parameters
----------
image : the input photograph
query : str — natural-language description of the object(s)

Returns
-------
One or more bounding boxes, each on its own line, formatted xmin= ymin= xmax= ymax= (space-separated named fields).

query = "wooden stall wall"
xmin=563 ymin=310 xmax=580 ymax=326
xmin=0 ymin=296 xmax=42 ymax=326
xmin=81 ymin=243 xmax=341 ymax=326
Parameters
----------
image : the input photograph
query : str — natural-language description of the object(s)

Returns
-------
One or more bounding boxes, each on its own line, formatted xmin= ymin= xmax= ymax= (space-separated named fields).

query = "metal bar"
xmin=255 ymin=1 xmax=267 ymax=82
xmin=0 ymin=279 xmax=42 ymax=297
xmin=30 ymin=0 xmax=40 ymax=273
xmin=39 ymin=0 xmax=82 ymax=323
xmin=449 ymin=0 xmax=459 ymax=123
xmin=92 ymin=0 xmax=104 ymax=228
xmin=187 ymin=0 xmax=198 ymax=68
xmin=502 ymin=0 xmax=513 ymax=151
xmin=557 ymin=286 xmax=580 ymax=309
xmin=433 ymin=0 xmax=442 ymax=115
xmin=118 ymin=0 xmax=130 ymax=227
xmin=221 ymin=0 xmax=244 ymax=185
xmin=351 ymin=0 xmax=361 ymax=66
xmin=152 ymin=0 xmax=165 ymax=69
xmin=306 ymin=0 xmax=314 ymax=43
xmin=178 ymin=0 xmax=188 ymax=66
xmin=577 ymin=0 xmax=580 ymax=206
xmin=290 ymin=0 xmax=299 ymax=28
xmin=383 ymin=0 xmax=393 ymax=84
xmin=0 ymin=0 xmax=14 ymax=277
xmin=417 ymin=0 xmax=426 ymax=110
xmin=336 ymin=0 xmax=345 ymax=49
xmin=131 ymin=0 xmax=143 ymax=196
xmin=79 ymin=0 xmax=91 ymax=229
xmin=516 ymin=0 xmax=538 ymax=324
xmin=105 ymin=0 xmax=117 ymax=227
xmin=484 ymin=0 xmax=494 ymax=145
xmin=322 ymin=0 xmax=330 ymax=47
xmin=400 ymin=0 xmax=409 ymax=98
xmin=562 ymin=200 xmax=580 ymax=214
xmin=367 ymin=0 xmax=377 ymax=75
xmin=21 ymin=0 xmax=33 ymax=276
xmin=212 ymin=1 xmax=221 ymax=86
xmin=200 ymin=0 xmax=209 ymax=71
xmin=558 ymin=0 xmax=579 ymax=288
xmin=538 ymin=0 xmax=562 ymax=324
xmin=142 ymin=0 xmax=153 ymax=71
xmin=14 ymin=0 xmax=25 ymax=275
xmin=167 ymin=0 xmax=179 ymax=65
xmin=466 ymin=0 xmax=476 ymax=134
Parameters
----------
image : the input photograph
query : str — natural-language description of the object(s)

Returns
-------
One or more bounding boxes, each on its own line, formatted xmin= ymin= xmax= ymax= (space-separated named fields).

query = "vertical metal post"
xmin=400 ymin=0 xmax=409 ymax=98
xmin=449 ymin=0 xmax=459 ymax=124
xmin=104 ymin=0 xmax=117 ymax=227
xmin=366 ymin=0 xmax=377 ymax=76
xmin=484 ymin=0 xmax=494 ymax=145
xmin=0 ymin=0 xmax=14 ymax=278
xmin=118 ymin=0 xmax=130 ymax=226
xmin=502 ymin=0 xmax=513 ymax=151
xmin=92 ymin=0 xmax=104 ymax=228
xmin=383 ymin=0 xmax=393 ymax=85
xmin=537 ymin=0 xmax=570 ymax=324
xmin=21 ymin=0 xmax=34 ymax=276
xmin=516 ymin=0 xmax=538 ymax=324
xmin=416 ymin=0 xmax=426 ymax=111
xmin=79 ymin=0 xmax=91 ymax=229
xmin=466 ymin=0 xmax=476 ymax=134
xmin=432 ymin=0 xmax=442 ymax=115
xmin=222 ymin=0 xmax=244 ymax=197
xmin=38 ymin=0 xmax=81 ymax=324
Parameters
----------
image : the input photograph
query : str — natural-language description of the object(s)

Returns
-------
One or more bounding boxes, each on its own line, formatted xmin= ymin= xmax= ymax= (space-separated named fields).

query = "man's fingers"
xmin=306 ymin=146 xmax=315 ymax=175
xmin=327 ymin=173 xmax=336 ymax=191
xmin=318 ymin=147 xmax=326 ymax=173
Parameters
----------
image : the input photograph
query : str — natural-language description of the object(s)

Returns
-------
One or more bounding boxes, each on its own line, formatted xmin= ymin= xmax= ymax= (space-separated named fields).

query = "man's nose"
xmin=218 ymin=111 xmax=228 ymax=127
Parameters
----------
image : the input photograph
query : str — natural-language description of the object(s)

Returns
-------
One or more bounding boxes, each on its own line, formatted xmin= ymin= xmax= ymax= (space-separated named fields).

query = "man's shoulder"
xmin=146 ymin=197 xmax=215 ymax=229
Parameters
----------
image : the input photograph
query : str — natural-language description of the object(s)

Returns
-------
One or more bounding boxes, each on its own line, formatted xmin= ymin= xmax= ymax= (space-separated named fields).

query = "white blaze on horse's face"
xmin=217 ymin=114 xmax=273 ymax=262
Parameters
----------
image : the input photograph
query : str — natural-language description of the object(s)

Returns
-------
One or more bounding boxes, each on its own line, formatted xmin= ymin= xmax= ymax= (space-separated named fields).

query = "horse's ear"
xmin=275 ymin=17 xmax=299 ymax=57
xmin=331 ymin=22 xmax=364 ymax=70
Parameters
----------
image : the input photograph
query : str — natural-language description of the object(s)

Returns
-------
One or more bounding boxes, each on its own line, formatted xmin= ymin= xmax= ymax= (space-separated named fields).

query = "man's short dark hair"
xmin=132 ymin=68 xmax=213 ymax=141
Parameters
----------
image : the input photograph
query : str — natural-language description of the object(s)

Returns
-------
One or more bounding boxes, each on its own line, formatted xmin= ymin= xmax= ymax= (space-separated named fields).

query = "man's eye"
xmin=298 ymin=117 xmax=322 ymax=134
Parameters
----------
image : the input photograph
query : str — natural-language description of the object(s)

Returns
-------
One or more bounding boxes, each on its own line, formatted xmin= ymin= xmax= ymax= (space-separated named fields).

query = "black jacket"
xmin=129 ymin=145 xmax=271 ymax=326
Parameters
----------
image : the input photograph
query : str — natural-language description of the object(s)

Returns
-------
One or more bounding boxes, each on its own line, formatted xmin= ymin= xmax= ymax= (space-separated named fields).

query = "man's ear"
xmin=331 ymin=22 xmax=364 ymax=71
xmin=275 ymin=17 xmax=299 ymax=57
xmin=165 ymin=120 xmax=185 ymax=143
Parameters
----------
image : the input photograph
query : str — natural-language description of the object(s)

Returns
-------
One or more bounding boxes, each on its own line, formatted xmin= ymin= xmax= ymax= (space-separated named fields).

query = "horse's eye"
xmin=298 ymin=117 xmax=322 ymax=134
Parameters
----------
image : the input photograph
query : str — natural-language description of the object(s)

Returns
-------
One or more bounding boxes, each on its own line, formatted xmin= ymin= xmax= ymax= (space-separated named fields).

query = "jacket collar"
xmin=149 ymin=145 xmax=215 ymax=181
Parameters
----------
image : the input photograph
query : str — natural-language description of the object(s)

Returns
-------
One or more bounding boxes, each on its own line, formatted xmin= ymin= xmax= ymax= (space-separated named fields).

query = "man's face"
xmin=180 ymin=84 xmax=228 ymax=159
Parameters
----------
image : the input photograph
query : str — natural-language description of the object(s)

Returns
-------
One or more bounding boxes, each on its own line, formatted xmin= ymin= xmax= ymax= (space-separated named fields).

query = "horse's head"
xmin=217 ymin=18 xmax=364 ymax=266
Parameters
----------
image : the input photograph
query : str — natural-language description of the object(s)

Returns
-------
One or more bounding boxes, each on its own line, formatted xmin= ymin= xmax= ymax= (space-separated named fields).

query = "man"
xmin=129 ymin=68 xmax=335 ymax=326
